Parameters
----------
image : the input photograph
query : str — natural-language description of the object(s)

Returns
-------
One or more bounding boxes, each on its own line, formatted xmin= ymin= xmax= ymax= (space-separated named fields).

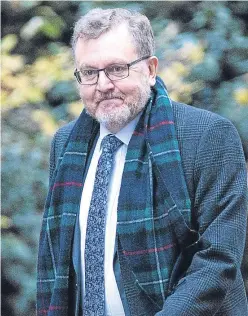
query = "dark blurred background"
xmin=1 ymin=1 xmax=248 ymax=315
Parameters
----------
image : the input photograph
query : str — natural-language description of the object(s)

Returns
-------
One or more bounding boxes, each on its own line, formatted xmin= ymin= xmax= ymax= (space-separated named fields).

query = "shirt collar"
xmin=100 ymin=112 xmax=142 ymax=147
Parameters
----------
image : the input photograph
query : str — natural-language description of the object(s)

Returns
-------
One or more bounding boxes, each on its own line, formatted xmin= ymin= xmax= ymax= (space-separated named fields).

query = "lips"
xmin=99 ymin=98 xmax=123 ymax=107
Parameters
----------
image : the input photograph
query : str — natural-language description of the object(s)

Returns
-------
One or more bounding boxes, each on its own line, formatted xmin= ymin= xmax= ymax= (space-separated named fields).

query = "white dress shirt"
xmin=79 ymin=114 xmax=141 ymax=316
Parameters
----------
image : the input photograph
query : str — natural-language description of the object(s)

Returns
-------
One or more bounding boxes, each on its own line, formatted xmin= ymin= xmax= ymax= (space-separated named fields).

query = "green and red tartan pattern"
xmin=37 ymin=77 xmax=191 ymax=315
xmin=116 ymin=78 xmax=192 ymax=307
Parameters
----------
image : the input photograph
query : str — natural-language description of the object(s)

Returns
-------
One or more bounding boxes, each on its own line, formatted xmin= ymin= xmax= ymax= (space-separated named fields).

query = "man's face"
xmin=74 ymin=23 xmax=157 ymax=133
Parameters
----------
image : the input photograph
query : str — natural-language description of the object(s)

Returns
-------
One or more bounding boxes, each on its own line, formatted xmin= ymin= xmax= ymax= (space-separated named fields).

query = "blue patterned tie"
xmin=84 ymin=134 xmax=123 ymax=316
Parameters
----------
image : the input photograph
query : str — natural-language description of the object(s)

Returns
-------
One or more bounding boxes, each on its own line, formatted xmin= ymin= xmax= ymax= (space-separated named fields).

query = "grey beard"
xmin=82 ymin=82 xmax=151 ymax=133
xmin=96 ymin=89 xmax=151 ymax=133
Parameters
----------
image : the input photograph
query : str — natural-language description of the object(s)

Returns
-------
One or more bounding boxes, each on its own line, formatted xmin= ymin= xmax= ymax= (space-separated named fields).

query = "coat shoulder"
xmin=171 ymin=101 xmax=239 ymax=144
xmin=48 ymin=120 xmax=77 ymax=183
xmin=172 ymin=100 xmax=232 ymax=130
xmin=54 ymin=119 xmax=77 ymax=143
xmin=53 ymin=119 xmax=77 ymax=156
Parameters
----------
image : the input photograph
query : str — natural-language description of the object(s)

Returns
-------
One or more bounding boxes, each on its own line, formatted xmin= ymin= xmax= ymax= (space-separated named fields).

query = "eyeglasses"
xmin=74 ymin=55 xmax=150 ymax=85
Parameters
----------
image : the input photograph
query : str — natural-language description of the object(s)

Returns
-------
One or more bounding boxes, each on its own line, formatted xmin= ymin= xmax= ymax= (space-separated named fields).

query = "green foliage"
xmin=2 ymin=1 xmax=248 ymax=315
xmin=2 ymin=107 xmax=49 ymax=316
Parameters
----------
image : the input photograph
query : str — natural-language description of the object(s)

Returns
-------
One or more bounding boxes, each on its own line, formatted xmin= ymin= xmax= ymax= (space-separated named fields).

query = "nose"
xmin=96 ymin=70 xmax=115 ymax=92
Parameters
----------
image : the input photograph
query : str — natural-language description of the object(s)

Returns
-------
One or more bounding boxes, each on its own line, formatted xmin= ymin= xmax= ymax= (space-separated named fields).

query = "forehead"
xmin=75 ymin=23 xmax=138 ymax=67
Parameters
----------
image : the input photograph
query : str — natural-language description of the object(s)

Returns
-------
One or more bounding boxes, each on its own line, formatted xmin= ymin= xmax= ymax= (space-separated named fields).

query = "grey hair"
xmin=71 ymin=8 xmax=155 ymax=57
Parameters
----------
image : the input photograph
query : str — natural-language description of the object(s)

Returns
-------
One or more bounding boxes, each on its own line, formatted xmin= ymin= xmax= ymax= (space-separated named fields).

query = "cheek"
xmin=116 ymin=81 xmax=139 ymax=97
xmin=124 ymin=83 xmax=143 ymax=99
xmin=79 ymin=87 xmax=94 ymax=102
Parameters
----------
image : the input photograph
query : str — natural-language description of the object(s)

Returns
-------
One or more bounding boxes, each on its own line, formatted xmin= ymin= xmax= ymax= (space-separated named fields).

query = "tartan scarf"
xmin=37 ymin=76 xmax=191 ymax=315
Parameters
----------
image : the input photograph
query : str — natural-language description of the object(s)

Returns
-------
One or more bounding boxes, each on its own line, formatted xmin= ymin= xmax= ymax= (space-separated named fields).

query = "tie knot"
xmin=101 ymin=134 xmax=123 ymax=154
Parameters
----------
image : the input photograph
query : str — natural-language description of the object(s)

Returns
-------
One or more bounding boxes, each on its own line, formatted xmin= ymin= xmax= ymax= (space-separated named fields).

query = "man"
xmin=37 ymin=8 xmax=248 ymax=316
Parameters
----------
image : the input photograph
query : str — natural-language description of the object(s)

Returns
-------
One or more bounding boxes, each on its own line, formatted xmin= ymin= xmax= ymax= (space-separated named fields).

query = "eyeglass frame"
xmin=74 ymin=55 xmax=151 ymax=85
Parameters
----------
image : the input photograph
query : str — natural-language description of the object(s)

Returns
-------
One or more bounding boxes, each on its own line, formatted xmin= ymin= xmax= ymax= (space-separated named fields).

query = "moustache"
xmin=95 ymin=93 xmax=125 ymax=104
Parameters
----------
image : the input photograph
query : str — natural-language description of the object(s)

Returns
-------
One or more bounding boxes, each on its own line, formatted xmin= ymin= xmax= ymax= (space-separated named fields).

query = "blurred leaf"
xmin=40 ymin=17 xmax=65 ymax=39
xmin=1 ymin=34 xmax=18 ymax=53
xmin=2 ymin=234 xmax=34 ymax=264
xmin=1 ymin=55 xmax=25 ymax=75
xmin=18 ymin=1 xmax=41 ymax=9
xmin=20 ymin=16 xmax=45 ymax=40
xmin=1 ymin=215 xmax=12 ymax=229
xmin=47 ymin=81 xmax=78 ymax=104
xmin=233 ymin=88 xmax=248 ymax=106
xmin=190 ymin=53 xmax=221 ymax=82
xmin=32 ymin=109 xmax=58 ymax=136
xmin=68 ymin=101 xmax=83 ymax=118
xmin=35 ymin=5 xmax=59 ymax=17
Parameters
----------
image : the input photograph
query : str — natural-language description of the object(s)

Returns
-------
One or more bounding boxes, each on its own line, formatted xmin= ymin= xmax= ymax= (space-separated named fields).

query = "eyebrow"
xmin=79 ymin=59 xmax=130 ymax=69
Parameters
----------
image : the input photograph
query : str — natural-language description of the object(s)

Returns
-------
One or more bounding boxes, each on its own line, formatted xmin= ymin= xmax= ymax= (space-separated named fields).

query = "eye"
xmin=81 ymin=69 xmax=97 ymax=77
xmin=108 ymin=64 xmax=127 ymax=74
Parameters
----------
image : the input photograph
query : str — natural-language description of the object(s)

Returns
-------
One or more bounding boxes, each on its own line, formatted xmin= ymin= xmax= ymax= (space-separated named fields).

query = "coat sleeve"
xmin=156 ymin=117 xmax=248 ymax=315
xmin=48 ymin=120 xmax=76 ymax=186
xmin=48 ymin=135 xmax=56 ymax=186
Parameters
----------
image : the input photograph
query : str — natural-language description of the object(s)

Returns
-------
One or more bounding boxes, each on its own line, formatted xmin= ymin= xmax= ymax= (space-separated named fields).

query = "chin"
xmin=96 ymin=106 xmax=132 ymax=133
xmin=98 ymin=116 xmax=130 ymax=134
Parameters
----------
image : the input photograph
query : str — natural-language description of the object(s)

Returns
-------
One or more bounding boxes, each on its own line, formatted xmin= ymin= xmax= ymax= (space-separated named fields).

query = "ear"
xmin=148 ymin=56 xmax=158 ymax=86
